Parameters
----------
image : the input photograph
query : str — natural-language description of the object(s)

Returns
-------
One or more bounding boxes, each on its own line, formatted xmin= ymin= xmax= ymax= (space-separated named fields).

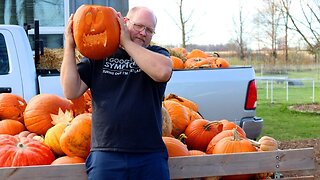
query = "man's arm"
xmin=60 ymin=14 xmax=88 ymax=99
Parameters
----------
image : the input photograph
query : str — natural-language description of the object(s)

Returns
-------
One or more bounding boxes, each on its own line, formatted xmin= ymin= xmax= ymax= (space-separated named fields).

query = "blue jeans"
xmin=85 ymin=151 xmax=170 ymax=180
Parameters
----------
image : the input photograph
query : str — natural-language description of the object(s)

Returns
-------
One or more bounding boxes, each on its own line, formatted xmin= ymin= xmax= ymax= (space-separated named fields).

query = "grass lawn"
xmin=256 ymin=70 xmax=320 ymax=141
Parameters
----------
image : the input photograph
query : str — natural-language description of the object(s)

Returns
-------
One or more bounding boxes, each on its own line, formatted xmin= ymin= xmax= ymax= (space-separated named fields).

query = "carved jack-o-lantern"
xmin=73 ymin=4 xmax=120 ymax=60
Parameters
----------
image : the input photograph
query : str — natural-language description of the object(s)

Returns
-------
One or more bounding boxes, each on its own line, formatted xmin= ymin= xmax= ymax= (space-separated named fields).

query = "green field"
xmin=255 ymin=68 xmax=320 ymax=141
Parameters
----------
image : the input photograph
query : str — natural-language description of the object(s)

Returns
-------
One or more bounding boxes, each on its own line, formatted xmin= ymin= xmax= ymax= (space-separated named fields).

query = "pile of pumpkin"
xmin=168 ymin=47 xmax=230 ymax=70
xmin=161 ymin=93 xmax=279 ymax=180
xmin=0 ymin=92 xmax=278 ymax=179
xmin=0 ymin=91 xmax=92 ymax=166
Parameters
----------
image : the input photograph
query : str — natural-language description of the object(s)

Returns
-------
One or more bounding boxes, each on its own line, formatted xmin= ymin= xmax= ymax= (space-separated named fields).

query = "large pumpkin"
xmin=0 ymin=93 xmax=27 ymax=123
xmin=184 ymin=119 xmax=223 ymax=152
xmin=162 ymin=100 xmax=189 ymax=138
xmin=60 ymin=113 xmax=92 ymax=159
xmin=23 ymin=94 xmax=73 ymax=135
xmin=0 ymin=134 xmax=55 ymax=167
xmin=73 ymin=4 xmax=120 ymax=60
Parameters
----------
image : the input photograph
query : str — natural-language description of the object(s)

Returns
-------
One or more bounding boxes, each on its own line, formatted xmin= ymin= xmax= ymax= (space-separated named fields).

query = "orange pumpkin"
xmin=184 ymin=57 xmax=210 ymax=69
xmin=51 ymin=156 xmax=85 ymax=165
xmin=0 ymin=119 xmax=25 ymax=135
xmin=0 ymin=134 xmax=55 ymax=167
xmin=206 ymin=129 xmax=246 ymax=154
xmin=162 ymin=100 xmax=189 ymax=138
xmin=187 ymin=108 xmax=203 ymax=123
xmin=73 ymin=4 xmax=120 ymax=60
xmin=23 ymin=94 xmax=73 ymax=135
xmin=170 ymin=56 xmax=185 ymax=70
xmin=60 ymin=113 xmax=92 ymax=159
xmin=188 ymin=149 xmax=206 ymax=156
xmin=0 ymin=93 xmax=27 ymax=123
xmin=213 ymin=128 xmax=256 ymax=154
xmin=162 ymin=136 xmax=189 ymax=157
xmin=184 ymin=119 xmax=223 ymax=151
xmin=186 ymin=49 xmax=210 ymax=59
xmin=213 ymin=129 xmax=257 ymax=180
xmin=215 ymin=58 xmax=230 ymax=68
xmin=164 ymin=93 xmax=198 ymax=112
xmin=219 ymin=119 xmax=246 ymax=137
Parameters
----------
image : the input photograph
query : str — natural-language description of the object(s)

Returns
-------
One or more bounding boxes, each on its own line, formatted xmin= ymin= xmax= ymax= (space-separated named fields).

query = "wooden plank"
xmin=169 ymin=148 xmax=315 ymax=179
xmin=0 ymin=164 xmax=87 ymax=180
xmin=280 ymin=176 xmax=314 ymax=180
xmin=0 ymin=148 xmax=315 ymax=180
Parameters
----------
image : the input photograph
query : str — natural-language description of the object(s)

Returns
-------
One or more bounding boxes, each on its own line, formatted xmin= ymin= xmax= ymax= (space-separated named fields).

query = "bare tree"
xmin=281 ymin=0 xmax=320 ymax=61
xmin=233 ymin=2 xmax=246 ymax=60
xmin=165 ymin=0 xmax=196 ymax=48
xmin=254 ymin=0 xmax=283 ymax=63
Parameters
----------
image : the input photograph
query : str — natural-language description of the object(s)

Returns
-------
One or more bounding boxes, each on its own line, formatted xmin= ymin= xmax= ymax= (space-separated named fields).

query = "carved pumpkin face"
xmin=73 ymin=5 xmax=120 ymax=60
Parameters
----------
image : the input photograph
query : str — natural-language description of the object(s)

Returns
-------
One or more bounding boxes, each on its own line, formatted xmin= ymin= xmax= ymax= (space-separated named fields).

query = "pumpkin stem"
xmin=204 ymin=121 xmax=222 ymax=131
xmin=248 ymin=139 xmax=261 ymax=148
xmin=16 ymin=142 xmax=25 ymax=149
xmin=165 ymin=94 xmax=184 ymax=102
xmin=232 ymin=128 xmax=242 ymax=141
xmin=177 ymin=133 xmax=187 ymax=144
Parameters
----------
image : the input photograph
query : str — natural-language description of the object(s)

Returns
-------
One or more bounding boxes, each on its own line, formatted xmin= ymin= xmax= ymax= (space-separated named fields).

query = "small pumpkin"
xmin=73 ymin=4 xmax=120 ymax=60
xmin=0 ymin=93 xmax=27 ymax=123
xmin=215 ymin=58 xmax=230 ymax=68
xmin=0 ymin=134 xmax=55 ymax=167
xmin=51 ymin=156 xmax=85 ymax=165
xmin=162 ymin=136 xmax=189 ymax=157
xmin=60 ymin=113 xmax=92 ymax=159
xmin=170 ymin=56 xmax=185 ymax=70
xmin=251 ymin=135 xmax=278 ymax=151
xmin=0 ymin=119 xmax=25 ymax=135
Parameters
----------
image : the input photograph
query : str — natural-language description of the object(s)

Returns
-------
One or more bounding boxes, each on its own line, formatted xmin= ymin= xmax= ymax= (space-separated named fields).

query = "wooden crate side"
xmin=169 ymin=148 xmax=315 ymax=179
xmin=0 ymin=164 xmax=87 ymax=180
xmin=0 ymin=148 xmax=315 ymax=180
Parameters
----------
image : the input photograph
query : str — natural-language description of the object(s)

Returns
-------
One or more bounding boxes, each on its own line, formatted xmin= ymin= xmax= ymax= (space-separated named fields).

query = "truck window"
xmin=0 ymin=34 xmax=9 ymax=75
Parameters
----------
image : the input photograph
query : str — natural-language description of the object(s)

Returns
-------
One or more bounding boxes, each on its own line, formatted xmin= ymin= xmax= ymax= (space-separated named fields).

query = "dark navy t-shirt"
xmin=77 ymin=46 xmax=170 ymax=153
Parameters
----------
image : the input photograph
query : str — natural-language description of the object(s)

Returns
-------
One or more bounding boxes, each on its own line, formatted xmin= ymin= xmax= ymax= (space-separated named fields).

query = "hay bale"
xmin=36 ymin=48 xmax=84 ymax=71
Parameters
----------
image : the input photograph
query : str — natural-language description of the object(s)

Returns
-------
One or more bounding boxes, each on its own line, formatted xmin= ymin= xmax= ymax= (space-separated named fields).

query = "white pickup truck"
xmin=0 ymin=24 xmax=263 ymax=139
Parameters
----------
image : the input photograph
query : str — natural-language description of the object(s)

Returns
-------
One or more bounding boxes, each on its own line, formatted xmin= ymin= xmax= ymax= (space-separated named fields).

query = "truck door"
xmin=0 ymin=29 xmax=24 ymax=96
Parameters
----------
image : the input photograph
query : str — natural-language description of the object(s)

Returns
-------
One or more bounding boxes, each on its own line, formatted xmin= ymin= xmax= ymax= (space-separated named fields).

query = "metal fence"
xmin=256 ymin=76 xmax=316 ymax=103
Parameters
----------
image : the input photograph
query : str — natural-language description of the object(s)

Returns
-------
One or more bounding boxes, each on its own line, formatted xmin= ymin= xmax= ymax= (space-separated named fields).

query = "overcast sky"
xmin=129 ymin=0 xmax=263 ymax=47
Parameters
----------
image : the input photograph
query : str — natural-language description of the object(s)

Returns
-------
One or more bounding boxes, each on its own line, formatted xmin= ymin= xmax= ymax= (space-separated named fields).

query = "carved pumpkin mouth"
xmin=82 ymin=31 xmax=108 ymax=47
